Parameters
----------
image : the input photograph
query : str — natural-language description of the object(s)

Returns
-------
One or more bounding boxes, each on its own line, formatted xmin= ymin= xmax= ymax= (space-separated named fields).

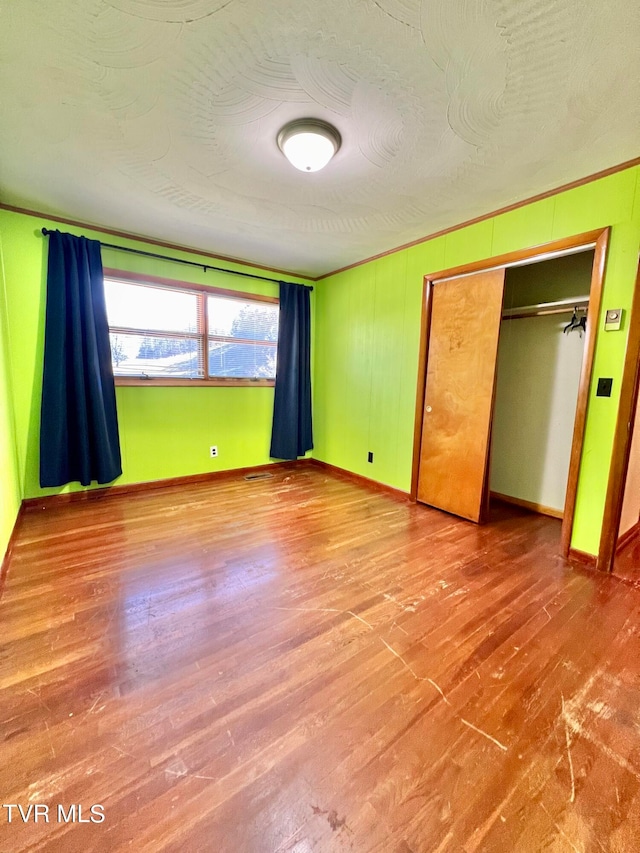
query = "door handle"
xmin=425 ymin=405 xmax=432 ymax=413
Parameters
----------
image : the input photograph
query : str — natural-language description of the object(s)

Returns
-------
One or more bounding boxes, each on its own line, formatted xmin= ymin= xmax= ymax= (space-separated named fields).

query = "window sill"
xmin=114 ymin=377 xmax=275 ymax=388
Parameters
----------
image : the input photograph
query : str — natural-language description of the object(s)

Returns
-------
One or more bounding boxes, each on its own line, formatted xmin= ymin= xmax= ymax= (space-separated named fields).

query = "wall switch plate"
xmin=367 ymin=451 xmax=374 ymax=463
xmin=605 ymin=308 xmax=623 ymax=331
xmin=210 ymin=446 xmax=218 ymax=458
xmin=596 ymin=378 xmax=613 ymax=397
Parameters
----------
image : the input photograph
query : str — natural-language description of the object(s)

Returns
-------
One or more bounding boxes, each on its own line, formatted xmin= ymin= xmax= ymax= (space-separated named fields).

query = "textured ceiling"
xmin=0 ymin=0 xmax=639 ymax=277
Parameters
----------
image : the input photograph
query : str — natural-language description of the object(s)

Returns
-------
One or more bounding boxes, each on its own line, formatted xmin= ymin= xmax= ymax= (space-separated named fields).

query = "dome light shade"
xmin=277 ymin=119 xmax=341 ymax=172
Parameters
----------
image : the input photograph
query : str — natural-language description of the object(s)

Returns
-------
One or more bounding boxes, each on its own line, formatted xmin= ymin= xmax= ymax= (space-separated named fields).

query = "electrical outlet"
xmin=210 ymin=446 xmax=218 ymax=458
xmin=367 ymin=451 xmax=374 ymax=463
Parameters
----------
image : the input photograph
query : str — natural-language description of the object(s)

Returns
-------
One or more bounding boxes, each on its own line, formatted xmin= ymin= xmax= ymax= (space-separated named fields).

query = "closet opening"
xmin=488 ymin=249 xmax=595 ymax=534
xmin=411 ymin=228 xmax=610 ymax=560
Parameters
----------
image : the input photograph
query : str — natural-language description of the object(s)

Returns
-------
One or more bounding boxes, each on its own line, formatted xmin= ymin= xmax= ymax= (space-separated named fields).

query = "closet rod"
xmin=502 ymin=297 xmax=589 ymax=321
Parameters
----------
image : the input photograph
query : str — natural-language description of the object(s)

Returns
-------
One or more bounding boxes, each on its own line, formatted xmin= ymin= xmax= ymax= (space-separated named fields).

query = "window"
xmin=104 ymin=271 xmax=279 ymax=386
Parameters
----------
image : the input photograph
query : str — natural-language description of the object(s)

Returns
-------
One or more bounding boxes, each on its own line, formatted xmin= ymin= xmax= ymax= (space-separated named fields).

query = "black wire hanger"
xmin=563 ymin=307 xmax=587 ymax=336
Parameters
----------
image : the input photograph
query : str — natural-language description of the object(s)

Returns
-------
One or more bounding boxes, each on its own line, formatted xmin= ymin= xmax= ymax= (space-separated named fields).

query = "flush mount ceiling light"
xmin=277 ymin=119 xmax=341 ymax=173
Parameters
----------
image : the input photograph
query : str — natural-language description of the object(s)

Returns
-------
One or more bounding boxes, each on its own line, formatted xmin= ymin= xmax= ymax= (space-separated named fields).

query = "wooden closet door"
xmin=417 ymin=269 xmax=505 ymax=522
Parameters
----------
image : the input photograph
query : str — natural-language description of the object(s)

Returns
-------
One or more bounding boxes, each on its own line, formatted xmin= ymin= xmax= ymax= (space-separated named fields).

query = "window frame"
xmin=104 ymin=268 xmax=279 ymax=387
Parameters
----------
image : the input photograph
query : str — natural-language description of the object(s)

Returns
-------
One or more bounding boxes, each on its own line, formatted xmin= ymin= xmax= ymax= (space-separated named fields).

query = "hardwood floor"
xmin=1 ymin=466 xmax=639 ymax=852
xmin=615 ymin=533 xmax=640 ymax=587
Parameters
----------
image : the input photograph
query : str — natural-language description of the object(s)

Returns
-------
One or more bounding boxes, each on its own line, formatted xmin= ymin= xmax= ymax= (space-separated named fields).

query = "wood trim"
xmin=490 ymin=491 xmax=564 ymax=520
xmin=0 ymin=504 xmax=26 ymax=601
xmin=315 ymin=157 xmax=640 ymax=281
xmin=426 ymin=231 xmax=601 ymax=284
xmin=597 ymin=261 xmax=640 ymax=572
xmin=616 ymin=519 xmax=640 ymax=553
xmin=560 ymin=228 xmax=610 ymax=557
xmin=103 ymin=268 xmax=280 ymax=301
xmin=309 ymin=459 xmax=411 ymax=503
xmin=568 ymin=547 xmax=597 ymax=569
xmin=21 ymin=461 xmax=303 ymax=511
xmin=410 ymin=279 xmax=433 ymax=500
xmin=115 ymin=377 xmax=275 ymax=388
xmin=1 ymin=203 xmax=307 ymax=281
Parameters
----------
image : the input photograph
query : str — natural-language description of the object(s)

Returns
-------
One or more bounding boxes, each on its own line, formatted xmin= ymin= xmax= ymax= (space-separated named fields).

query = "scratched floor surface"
xmin=1 ymin=466 xmax=639 ymax=852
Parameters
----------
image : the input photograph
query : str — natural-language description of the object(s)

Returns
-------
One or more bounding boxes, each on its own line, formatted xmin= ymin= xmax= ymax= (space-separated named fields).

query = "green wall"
xmin=2 ymin=164 xmax=640 ymax=562
xmin=0 ymin=231 xmax=22 ymax=563
xmin=0 ymin=209 xmax=313 ymax=503
xmin=313 ymin=166 xmax=640 ymax=556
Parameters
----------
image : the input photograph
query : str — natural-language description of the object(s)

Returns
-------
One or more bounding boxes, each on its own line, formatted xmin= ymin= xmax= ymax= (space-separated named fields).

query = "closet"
xmin=413 ymin=231 xmax=607 ymax=554
xmin=489 ymin=250 xmax=595 ymax=519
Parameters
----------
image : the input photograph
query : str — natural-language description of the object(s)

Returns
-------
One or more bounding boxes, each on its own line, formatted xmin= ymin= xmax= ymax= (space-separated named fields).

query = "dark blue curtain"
xmin=270 ymin=281 xmax=313 ymax=460
xmin=40 ymin=230 xmax=122 ymax=487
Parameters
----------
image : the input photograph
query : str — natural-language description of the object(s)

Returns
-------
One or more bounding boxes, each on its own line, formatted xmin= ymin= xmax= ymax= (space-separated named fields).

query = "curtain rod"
xmin=40 ymin=228 xmax=313 ymax=290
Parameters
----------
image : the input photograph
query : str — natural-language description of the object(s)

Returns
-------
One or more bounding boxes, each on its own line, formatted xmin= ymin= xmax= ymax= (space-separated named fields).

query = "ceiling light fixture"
xmin=277 ymin=119 xmax=341 ymax=173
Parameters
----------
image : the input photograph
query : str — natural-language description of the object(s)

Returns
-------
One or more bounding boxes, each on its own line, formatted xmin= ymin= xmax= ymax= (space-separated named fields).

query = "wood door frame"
xmin=597 ymin=261 xmax=640 ymax=573
xmin=411 ymin=227 xmax=610 ymax=559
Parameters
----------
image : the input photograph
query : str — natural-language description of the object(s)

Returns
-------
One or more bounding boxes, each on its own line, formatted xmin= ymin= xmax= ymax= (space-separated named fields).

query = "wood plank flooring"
xmin=615 ymin=534 xmax=640 ymax=587
xmin=1 ymin=465 xmax=639 ymax=852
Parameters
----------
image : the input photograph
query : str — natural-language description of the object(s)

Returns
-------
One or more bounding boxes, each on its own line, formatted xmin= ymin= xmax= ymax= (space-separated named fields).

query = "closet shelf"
xmin=502 ymin=296 xmax=589 ymax=321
